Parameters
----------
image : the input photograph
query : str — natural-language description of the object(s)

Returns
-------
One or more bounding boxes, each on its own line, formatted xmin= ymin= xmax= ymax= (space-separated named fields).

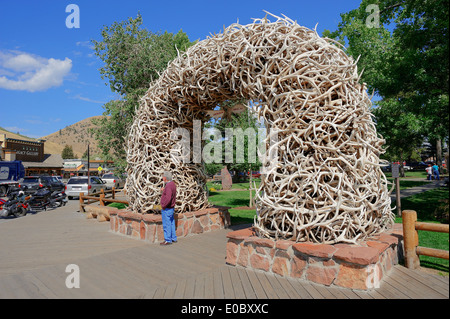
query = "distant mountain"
xmin=40 ymin=116 xmax=103 ymax=157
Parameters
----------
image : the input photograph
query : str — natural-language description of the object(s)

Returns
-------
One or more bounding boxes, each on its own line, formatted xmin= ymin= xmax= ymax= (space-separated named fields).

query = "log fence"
xmin=402 ymin=210 xmax=449 ymax=269
xmin=79 ymin=187 xmax=129 ymax=212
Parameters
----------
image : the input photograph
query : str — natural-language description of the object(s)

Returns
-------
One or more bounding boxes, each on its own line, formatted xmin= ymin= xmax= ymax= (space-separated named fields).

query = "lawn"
xmin=208 ymin=190 xmax=256 ymax=225
xmin=208 ymin=183 xmax=449 ymax=274
xmin=393 ymin=186 xmax=449 ymax=274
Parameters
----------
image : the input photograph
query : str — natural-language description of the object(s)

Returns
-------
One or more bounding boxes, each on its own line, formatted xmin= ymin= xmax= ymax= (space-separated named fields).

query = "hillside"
xmin=41 ymin=116 xmax=103 ymax=157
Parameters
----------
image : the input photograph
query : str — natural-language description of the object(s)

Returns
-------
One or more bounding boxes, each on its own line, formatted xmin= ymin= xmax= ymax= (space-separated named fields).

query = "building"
xmin=1 ymin=134 xmax=63 ymax=176
xmin=62 ymin=159 xmax=115 ymax=178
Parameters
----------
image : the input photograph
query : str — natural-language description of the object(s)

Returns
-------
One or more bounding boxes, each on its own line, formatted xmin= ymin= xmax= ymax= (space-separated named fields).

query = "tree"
xmin=61 ymin=145 xmax=75 ymax=159
xmin=204 ymin=100 xmax=263 ymax=206
xmin=91 ymin=13 xmax=196 ymax=172
xmin=325 ymin=0 xmax=449 ymax=169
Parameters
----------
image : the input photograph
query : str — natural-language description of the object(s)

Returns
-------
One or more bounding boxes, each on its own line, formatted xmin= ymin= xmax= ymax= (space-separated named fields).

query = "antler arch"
xmin=125 ymin=13 xmax=394 ymax=244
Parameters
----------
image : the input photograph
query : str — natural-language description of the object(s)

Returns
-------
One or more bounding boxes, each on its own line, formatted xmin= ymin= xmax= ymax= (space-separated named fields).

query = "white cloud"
xmin=71 ymin=94 xmax=106 ymax=104
xmin=0 ymin=50 xmax=72 ymax=92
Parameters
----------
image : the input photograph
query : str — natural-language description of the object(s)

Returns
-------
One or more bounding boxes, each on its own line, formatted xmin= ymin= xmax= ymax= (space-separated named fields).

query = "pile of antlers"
xmin=125 ymin=12 xmax=394 ymax=244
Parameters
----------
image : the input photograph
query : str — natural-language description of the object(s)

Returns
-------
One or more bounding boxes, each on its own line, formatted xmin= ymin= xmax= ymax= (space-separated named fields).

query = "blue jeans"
xmin=433 ymin=170 xmax=440 ymax=180
xmin=162 ymin=208 xmax=177 ymax=243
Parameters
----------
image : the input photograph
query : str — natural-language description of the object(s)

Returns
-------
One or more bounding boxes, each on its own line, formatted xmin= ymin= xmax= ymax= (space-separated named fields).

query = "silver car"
xmin=65 ymin=176 xmax=109 ymax=199
xmin=101 ymin=173 xmax=125 ymax=189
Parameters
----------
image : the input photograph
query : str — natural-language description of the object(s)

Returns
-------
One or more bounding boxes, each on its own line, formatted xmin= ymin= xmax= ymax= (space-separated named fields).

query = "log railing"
xmin=402 ymin=210 xmax=449 ymax=269
xmin=79 ymin=187 xmax=128 ymax=212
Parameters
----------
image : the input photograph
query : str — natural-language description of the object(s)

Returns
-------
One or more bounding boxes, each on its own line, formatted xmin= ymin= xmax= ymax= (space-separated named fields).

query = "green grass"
xmin=393 ymin=186 xmax=449 ymax=274
xmin=208 ymin=190 xmax=256 ymax=225
xmin=107 ymin=202 xmax=128 ymax=209
xmin=208 ymin=183 xmax=449 ymax=274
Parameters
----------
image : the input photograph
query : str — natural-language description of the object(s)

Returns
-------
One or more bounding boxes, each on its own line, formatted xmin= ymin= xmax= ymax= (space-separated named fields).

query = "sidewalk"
xmin=390 ymin=179 xmax=446 ymax=201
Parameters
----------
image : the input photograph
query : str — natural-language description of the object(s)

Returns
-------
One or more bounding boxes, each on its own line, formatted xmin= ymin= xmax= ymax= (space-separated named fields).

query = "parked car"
xmin=101 ymin=173 xmax=125 ymax=189
xmin=65 ymin=176 xmax=109 ymax=199
xmin=19 ymin=176 xmax=65 ymax=194
xmin=251 ymin=171 xmax=261 ymax=178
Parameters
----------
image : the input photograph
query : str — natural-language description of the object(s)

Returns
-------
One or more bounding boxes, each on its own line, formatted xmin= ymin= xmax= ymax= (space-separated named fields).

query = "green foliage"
xmin=204 ymin=101 xmax=263 ymax=176
xmin=107 ymin=202 xmax=128 ymax=209
xmin=91 ymin=13 xmax=196 ymax=172
xmin=325 ymin=0 xmax=449 ymax=162
xmin=61 ymin=144 xmax=75 ymax=159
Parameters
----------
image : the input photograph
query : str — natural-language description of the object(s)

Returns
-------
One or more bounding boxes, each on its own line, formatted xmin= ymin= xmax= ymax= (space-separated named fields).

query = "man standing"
xmin=160 ymin=171 xmax=177 ymax=245
xmin=426 ymin=164 xmax=433 ymax=180
xmin=432 ymin=163 xmax=440 ymax=180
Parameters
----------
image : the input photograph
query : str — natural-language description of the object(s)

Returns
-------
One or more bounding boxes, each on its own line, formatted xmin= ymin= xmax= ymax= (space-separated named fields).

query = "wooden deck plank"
xmin=254 ymin=271 xmax=279 ymax=299
xmin=173 ymin=279 xmax=187 ymax=299
xmin=152 ymin=286 xmax=166 ymax=299
xmin=388 ymin=269 xmax=441 ymax=299
xmin=273 ymin=275 xmax=304 ymax=299
xmin=0 ymin=274 xmax=42 ymax=298
xmin=326 ymin=286 xmax=352 ymax=299
xmin=213 ymin=269 xmax=225 ymax=299
xmin=285 ymin=278 xmax=313 ymax=299
xmin=366 ymin=288 xmax=387 ymax=299
xmin=163 ymin=282 xmax=177 ymax=299
xmin=221 ymin=267 xmax=235 ymax=299
xmin=263 ymin=273 xmax=291 ymax=299
xmin=298 ymin=281 xmax=325 ymax=299
xmin=193 ymin=272 xmax=206 ymax=299
xmin=183 ymin=277 xmax=196 ymax=299
xmin=236 ymin=268 xmax=257 ymax=299
xmin=376 ymin=280 xmax=411 ymax=299
xmin=404 ymin=267 xmax=449 ymax=294
xmin=78 ymin=254 xmax=158 ymax=297
xmin=20 ymin=271 xmax=59 ymax=299
xmin=310 ymin=283 xmax=337 ymax=299
xmin=28 ymin=265 xmax=85 ymax=299
xmin=204 ymin=271 xmax=215 ymax=299
xmin=245 ymin=269 xmax=268 ymax=299
xmin=229 ymin=267 xmax=246 ymax=299
xmin=394 ymin=266 xmax=448 ymax=298
xmin=351 ymin=289 xmax=374 ymax=299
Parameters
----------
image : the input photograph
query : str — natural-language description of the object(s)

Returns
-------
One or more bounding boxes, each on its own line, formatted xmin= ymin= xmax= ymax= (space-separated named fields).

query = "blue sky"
xmin=0 ymin=0 xmax=362 ymax=138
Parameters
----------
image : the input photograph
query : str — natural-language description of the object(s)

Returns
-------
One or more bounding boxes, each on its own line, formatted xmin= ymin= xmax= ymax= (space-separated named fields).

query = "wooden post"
xmin=100 ymin=194 xmax=105 ymax=206
xmin=112 ymin=187 xmax=115 ymax=199
xmin=79 ymin=192 xmax=85 ymax=212
xmin=402 ymin=210 xmax=420 ymax=269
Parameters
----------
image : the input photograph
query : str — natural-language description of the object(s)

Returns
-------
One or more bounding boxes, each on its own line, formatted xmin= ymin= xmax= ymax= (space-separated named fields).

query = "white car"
xmin=101 ymin=173 xmax=125 ymax=189
xmin=65 ymin=176 xmax=109 ymax=199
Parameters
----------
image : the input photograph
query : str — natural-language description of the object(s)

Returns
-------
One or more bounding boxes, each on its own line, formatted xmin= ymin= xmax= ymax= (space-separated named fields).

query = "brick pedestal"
xmin=110 ymin=207 xmax=230 ymax=243
xmin=226 ymin=224 xmax=404 ymax=290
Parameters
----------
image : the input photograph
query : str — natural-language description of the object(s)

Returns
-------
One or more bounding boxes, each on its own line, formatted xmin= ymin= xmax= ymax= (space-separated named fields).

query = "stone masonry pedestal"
xmin=226 ymin=224 xmax=404 ymax=290
xmin=110 ymin=206 xmax=231 ymax=243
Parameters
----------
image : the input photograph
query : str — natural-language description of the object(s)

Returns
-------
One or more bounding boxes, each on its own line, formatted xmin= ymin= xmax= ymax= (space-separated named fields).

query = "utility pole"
xmin=87 ymin=143 xmax=90 ymax=191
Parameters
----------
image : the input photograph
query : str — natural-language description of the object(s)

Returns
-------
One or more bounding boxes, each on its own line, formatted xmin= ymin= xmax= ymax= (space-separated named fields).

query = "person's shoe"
xmin=172 ymin=240 xmax=177 ymax=243
xmin=160 ymin=241 xmax=172 ymax=245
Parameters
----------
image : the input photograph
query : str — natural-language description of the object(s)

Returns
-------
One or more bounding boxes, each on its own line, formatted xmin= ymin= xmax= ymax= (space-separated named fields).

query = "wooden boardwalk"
xmin=0 ymin=200 xmax=448 ymax=299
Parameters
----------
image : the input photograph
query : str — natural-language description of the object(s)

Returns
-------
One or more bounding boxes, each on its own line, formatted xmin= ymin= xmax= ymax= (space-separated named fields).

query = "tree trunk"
xmin=436 ymin=138 xmax=442 ymax=172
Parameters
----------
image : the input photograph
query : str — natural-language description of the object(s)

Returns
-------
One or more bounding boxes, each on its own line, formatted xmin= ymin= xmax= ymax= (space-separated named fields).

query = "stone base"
xmin=109 ymin=207 xmax=231 ymax=243
xmin=226 ymin=224 xmax=404 ymax=290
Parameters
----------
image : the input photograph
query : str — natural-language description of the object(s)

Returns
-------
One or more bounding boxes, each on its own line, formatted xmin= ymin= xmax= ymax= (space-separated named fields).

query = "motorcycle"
xmin=0 ymin=191 xmax=30 ymax=218
xmin=49 ymin=190 xmax=68 ymax=208
xmin=27 ymin=188 xmax=67 ymax=210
